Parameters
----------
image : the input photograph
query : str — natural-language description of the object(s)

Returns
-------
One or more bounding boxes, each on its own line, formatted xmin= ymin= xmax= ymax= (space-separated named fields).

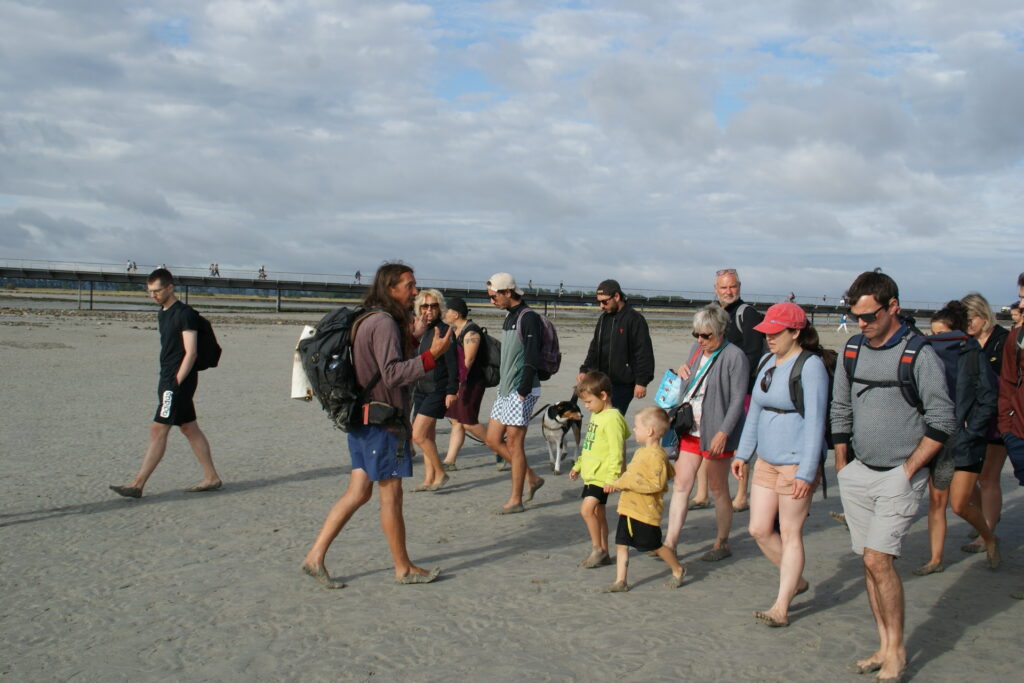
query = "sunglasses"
xmin=488 ymin=289 xmax=510 ymax=301
xmin=760 ymin=365 xmax=776 ymax=393
xmin=597 ymin=297 xmax=614 ymax=306
xmin=419 ymin=303 xmax=440 ymax=310
xmin=715 ymin=268 xmax=738 ymax=277
xmin=691 ymin=331 xmax=713 ymax=340
xmin=847 ymin=304 xmax=886 ymax=324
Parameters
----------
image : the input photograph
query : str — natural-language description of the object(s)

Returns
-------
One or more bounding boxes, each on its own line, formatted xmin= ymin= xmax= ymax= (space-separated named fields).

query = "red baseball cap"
xmin=754 ymin=302 xmax=807 ymax=334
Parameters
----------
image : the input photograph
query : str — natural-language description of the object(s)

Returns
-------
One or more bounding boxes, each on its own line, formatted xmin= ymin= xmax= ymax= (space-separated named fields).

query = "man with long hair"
xmin=301 ymin=262 xmax=452 ymax=587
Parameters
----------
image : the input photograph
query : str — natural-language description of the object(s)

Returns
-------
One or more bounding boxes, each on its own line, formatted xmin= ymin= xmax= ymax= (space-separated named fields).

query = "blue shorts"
xmin=347 ymin=425 xmax=413 ymax=481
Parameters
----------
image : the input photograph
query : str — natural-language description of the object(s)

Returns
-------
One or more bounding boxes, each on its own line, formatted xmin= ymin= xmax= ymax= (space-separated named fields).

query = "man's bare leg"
xmin=861 ymin=549 xmax=905 ymax=679
xmin=487 ymin=421 xmax=539 ymax=509
xmin=377 ymin=478 xmax=434 ymax=580
xmin=302 ymin=469 xmax=373 ymax=583
xmin=179 ymin=420 xmax=221 ymax=488
xmin=118 ymin=422 xmax=173 ymax=493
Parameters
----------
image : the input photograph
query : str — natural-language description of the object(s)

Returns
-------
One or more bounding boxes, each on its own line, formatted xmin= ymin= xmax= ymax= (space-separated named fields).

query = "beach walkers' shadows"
xmin=0 ymin=465 xmax=346 ymax=528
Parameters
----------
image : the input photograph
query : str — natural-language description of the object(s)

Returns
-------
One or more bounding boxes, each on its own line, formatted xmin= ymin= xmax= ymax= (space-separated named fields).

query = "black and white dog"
xmin=539 ymin=400 xmax=583 ymax=475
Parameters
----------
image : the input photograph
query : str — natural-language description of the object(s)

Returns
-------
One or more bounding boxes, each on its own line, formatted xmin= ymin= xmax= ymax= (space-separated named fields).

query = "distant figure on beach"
xmin=787 ymin=291 xmax=795 ymax=302
xmin=837 ymin=312 xmax=849 ymax=332
xmin=831 ymin=271 xmax=954 ymax=680
xmin=528 ymin=279 xmax=533 ymax=293
xmin=258 ymin=265 xmax=267 ymax=280
xmin=441 ymin=296 xmax=489 ymax=471
xmin=354 ymin=270 xmax=362 ymax=285
xmin=301 ymin=263 xmax=451 ymax=588
xmin=213 ymin=263 xmax=220 ymax=277
xmin=126 ymin=259 xmax=133 ymax=273
xmin=569 ymin=371 xmax=628 ymax=568
xmin=734 ymin=302 xmax=828 ymax=626
xmin=602 ymin=407 xmax=685 ymax=592
xmin=559 ymin=280 xmax=564 ymax=296
xmin=690 ymin=268 xmax=764 ymax=513
xmin=484 ymin=272 xmax=546 ymax=513
xmin=109 ymin=269 xmax=222 ymax=499
xmin=577 ymin=279 xmax=655 ymax=414
xmin=208 ymin=264 xmax=216 ymax=276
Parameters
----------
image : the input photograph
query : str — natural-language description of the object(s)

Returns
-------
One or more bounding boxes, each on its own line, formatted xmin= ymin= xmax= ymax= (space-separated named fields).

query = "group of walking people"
xmin=109 ymin=261 xmax=1024 ymax=683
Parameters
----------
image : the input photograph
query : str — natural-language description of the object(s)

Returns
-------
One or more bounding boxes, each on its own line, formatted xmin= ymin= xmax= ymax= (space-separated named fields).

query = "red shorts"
xmin=678 ymin=433 xmax=734 ymax=460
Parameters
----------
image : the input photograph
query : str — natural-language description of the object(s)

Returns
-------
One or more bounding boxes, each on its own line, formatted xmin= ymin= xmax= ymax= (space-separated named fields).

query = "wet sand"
xmin=1 ymin=306 xmax=1021 ymax=681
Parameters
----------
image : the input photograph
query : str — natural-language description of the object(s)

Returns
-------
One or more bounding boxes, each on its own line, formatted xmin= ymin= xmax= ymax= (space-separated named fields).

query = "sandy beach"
xmin=1 ymin=305 xmax=1022 ymax=682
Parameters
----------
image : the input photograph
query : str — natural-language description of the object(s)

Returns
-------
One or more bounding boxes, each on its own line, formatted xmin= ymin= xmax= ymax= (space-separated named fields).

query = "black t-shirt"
xmin=158 ymin=300 xmax=200 ymax=380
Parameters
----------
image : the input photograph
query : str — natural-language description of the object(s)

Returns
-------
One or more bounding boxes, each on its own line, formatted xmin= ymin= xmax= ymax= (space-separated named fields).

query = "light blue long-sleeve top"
xmin=735 ymin=351 xmax=828 ymax=484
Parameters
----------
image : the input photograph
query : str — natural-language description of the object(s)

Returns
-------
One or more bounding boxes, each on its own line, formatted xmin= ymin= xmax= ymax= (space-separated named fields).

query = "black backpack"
xmin=298 ymin=307 xmax=380 ymax=431
xmin=191 ymin=308 xmax=221 ymax=371
xmin=461 ymin=322 xmax=501 ymax=388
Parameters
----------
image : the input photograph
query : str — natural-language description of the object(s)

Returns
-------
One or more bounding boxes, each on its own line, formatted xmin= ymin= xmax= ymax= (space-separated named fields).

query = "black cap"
xmin=596 ymin=279 xmax=623 ymax=298
xmin=446 ymin=296 xmax=469 ymax=317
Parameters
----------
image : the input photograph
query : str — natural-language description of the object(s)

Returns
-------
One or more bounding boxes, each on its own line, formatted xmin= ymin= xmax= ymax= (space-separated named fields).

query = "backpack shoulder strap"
xmin=789 ymin=350 xmax=814 ymax=417
xmin=898 ymin=333 xmax=928 ymax=414
xmin=842 ymin=334 xmax=865 ymax=381
xmin=735 ymin=303 xmax=749 ymax=330
xmin=754 ymin=352 xmax=772 ymax=379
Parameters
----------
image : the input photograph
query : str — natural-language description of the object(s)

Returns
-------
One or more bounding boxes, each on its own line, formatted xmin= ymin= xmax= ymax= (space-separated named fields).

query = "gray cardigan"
xmin=683 ymin=341 xmax=750 ymax=451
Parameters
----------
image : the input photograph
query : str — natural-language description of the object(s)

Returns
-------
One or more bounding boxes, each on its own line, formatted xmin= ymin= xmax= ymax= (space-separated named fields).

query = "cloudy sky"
xmin=2 ymin=1 xmax=1023 ymax=306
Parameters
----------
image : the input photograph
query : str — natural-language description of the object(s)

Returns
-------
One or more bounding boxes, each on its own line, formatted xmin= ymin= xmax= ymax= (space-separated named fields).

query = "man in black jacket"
xmin=577 ymin=279 xmax=655 ymax=414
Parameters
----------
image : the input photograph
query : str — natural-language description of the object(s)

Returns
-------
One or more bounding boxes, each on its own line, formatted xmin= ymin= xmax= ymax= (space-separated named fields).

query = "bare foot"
xmin=875 ymin=656 xmax=906 ymax=682
xmin=850 ymin=652 xmax=883 ymax=674
xmin=300 ymin=561 xmax=345 ymax=589
xmin=666 ymin=566 xmax=686 ymax=588
xmin=753 ymin=609 xmax=789 ymax=627
xmin=602 ymin=580 xmax=629 ymax=593
xmin=395 ymin=565 xmax=441 ymax=584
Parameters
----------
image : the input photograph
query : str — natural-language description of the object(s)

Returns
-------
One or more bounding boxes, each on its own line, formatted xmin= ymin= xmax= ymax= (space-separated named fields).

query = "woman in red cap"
xmin=732 ymin=302 xmax=831 ymax=627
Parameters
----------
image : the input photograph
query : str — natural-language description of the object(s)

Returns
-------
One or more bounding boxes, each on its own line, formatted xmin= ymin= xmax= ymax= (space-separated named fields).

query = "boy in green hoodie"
xmin=570 ymin=371 xmax=630 ymax=568
xmin=602 ymin=407 xmax=686 ymax=592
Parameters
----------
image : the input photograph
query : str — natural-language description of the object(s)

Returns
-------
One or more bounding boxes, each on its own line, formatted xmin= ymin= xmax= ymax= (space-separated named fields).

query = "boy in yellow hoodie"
xmin=602 ymin=406 xmax=685 ymax=592
xmin=570 ymin=371 xmax=630 ymax=568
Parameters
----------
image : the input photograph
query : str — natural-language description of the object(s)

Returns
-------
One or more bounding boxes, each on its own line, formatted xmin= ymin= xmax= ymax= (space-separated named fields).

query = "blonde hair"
xmin=414 ymin=288 xmax=446 ymax=312
xmin=635 ymin=406 xmax=670 ymax=439
xmin=960 ymin=292 xmax=995 ymax=334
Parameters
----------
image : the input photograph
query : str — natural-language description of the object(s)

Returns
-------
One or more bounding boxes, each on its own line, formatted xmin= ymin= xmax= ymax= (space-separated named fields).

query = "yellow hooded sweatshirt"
xmin=611 ymin=445 xmax=674 ymax=527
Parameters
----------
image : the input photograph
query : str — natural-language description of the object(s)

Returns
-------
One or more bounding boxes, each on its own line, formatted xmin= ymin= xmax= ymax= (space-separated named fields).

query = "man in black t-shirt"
xmin=109 ymin=269 xmax=222 ymax=498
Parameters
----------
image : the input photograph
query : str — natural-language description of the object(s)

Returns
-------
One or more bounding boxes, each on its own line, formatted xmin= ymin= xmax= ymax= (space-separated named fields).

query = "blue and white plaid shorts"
xmin=489 ymin=388 xmax=541 ymax=427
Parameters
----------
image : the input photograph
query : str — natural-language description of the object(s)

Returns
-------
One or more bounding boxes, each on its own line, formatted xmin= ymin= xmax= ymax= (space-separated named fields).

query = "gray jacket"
xmin=683 ymin=341 xmax=750 ymax=451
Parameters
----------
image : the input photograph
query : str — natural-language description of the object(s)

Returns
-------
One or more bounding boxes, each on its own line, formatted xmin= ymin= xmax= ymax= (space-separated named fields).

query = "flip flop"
xmin=395 ymin=567 xmax=441 ymax=585
xmin=109 ymin=485 xmax=142 ymax=499
xmin=184 ymin=481 xmax=222 ymax=493
xmin=493 ymin=503 xmax=524 ymax=515
xmin=525 ymin=477 xmax=545 ymax=502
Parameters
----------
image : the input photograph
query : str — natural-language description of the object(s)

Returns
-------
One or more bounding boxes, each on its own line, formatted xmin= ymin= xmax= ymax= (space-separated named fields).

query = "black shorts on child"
xmin=616 ymin=515 xmax=663 ymax=552
xmin=580 ymin=484 xmax=609 ymax=505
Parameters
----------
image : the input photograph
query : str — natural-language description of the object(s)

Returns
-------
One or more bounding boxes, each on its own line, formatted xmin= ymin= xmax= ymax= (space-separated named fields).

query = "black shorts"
xmin=581 ymin=484 xmax=609 ymax=505
xmin=616 ymin=515 xmax=663 ymax=552
xmin=955 ymin=461 xmax=984 ymax=474
xmin=412 ymin=391 xmax=447 ymax=420
xmin=154 ymin=373 xmax=198 ymax=426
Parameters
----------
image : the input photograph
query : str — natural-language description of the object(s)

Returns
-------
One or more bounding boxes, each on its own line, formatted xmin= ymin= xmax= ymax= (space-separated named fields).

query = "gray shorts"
xmin=837 ymin=459 xmax=928 ymax=557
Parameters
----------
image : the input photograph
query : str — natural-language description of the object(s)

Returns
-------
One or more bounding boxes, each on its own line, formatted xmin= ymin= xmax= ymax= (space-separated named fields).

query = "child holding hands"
xmin=603 ymin=407 xmax=685 ymax=592
xmin=570 ymin=371 xmax=630 ymax=568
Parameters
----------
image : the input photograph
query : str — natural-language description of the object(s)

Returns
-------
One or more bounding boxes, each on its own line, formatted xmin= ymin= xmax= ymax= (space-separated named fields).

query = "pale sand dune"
xmin=1 ymin=307 xmax=1022 ymax=682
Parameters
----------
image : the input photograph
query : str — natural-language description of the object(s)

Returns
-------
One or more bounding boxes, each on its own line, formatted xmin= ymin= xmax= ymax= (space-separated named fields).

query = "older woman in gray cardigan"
xmin=662 ymin=305 xmax=749 ymax=562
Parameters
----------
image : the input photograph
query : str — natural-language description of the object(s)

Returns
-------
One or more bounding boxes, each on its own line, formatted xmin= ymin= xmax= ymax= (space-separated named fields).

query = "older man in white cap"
xmin=484 ymin=272 xmax=546 ymax=514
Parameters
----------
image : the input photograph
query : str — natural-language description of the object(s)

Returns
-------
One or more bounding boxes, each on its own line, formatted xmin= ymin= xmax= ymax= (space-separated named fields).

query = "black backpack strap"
xmin=788 ymin=350 xmax=814 ymax=417
xmin=842 ymin=334 xmax=864 ymax=385
xmin=897 ymin=334 xmax=927 ymax=414
xmin=1017 ymin=327 xmax=1024 ymax=387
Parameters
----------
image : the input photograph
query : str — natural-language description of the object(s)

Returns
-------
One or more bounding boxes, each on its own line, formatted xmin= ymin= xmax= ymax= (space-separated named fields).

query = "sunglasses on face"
xmin=760 ymin=365 xmax=776 ymax=393
xmin=847 ymin=304 xmax=886 ymax=323
xmin=488 ymin=289 xmax=510 ymax=301
xmin=597 ymin=297 xmax=614 ymax=306
xmin=420 ymin=303 xmax=440 ymax=310
xmin=692 ymin=331 xmax=713 ymax=340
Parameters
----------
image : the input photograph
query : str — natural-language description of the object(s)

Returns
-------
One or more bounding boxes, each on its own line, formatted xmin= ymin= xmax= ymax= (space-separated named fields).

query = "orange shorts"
xmin=752 ymin=459 xmax=820 ymax=496
xmin=678 ymin=434 xmax=734 ymax=461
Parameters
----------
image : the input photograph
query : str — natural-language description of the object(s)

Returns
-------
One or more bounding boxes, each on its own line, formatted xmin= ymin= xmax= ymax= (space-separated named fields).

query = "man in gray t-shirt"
xmin=831 ymin=271 xmax=954 ymax=681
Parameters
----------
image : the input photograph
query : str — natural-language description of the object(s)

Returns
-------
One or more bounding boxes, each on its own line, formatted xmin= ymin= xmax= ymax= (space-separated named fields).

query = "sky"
xmin=1 ymin=0 xmax=1023 ymax=307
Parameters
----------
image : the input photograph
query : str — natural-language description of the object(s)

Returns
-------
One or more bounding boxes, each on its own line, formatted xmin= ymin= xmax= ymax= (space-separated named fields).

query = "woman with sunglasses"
xmin=662 ymin=305 xmax=749 ymax=562
xmin=410 ymin=289 xmax=459 ymax=491
xmin=732 ymin=302 xmax=829 ymax=627
xmin=959 ymin=292 xmax=1010 ymax=553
